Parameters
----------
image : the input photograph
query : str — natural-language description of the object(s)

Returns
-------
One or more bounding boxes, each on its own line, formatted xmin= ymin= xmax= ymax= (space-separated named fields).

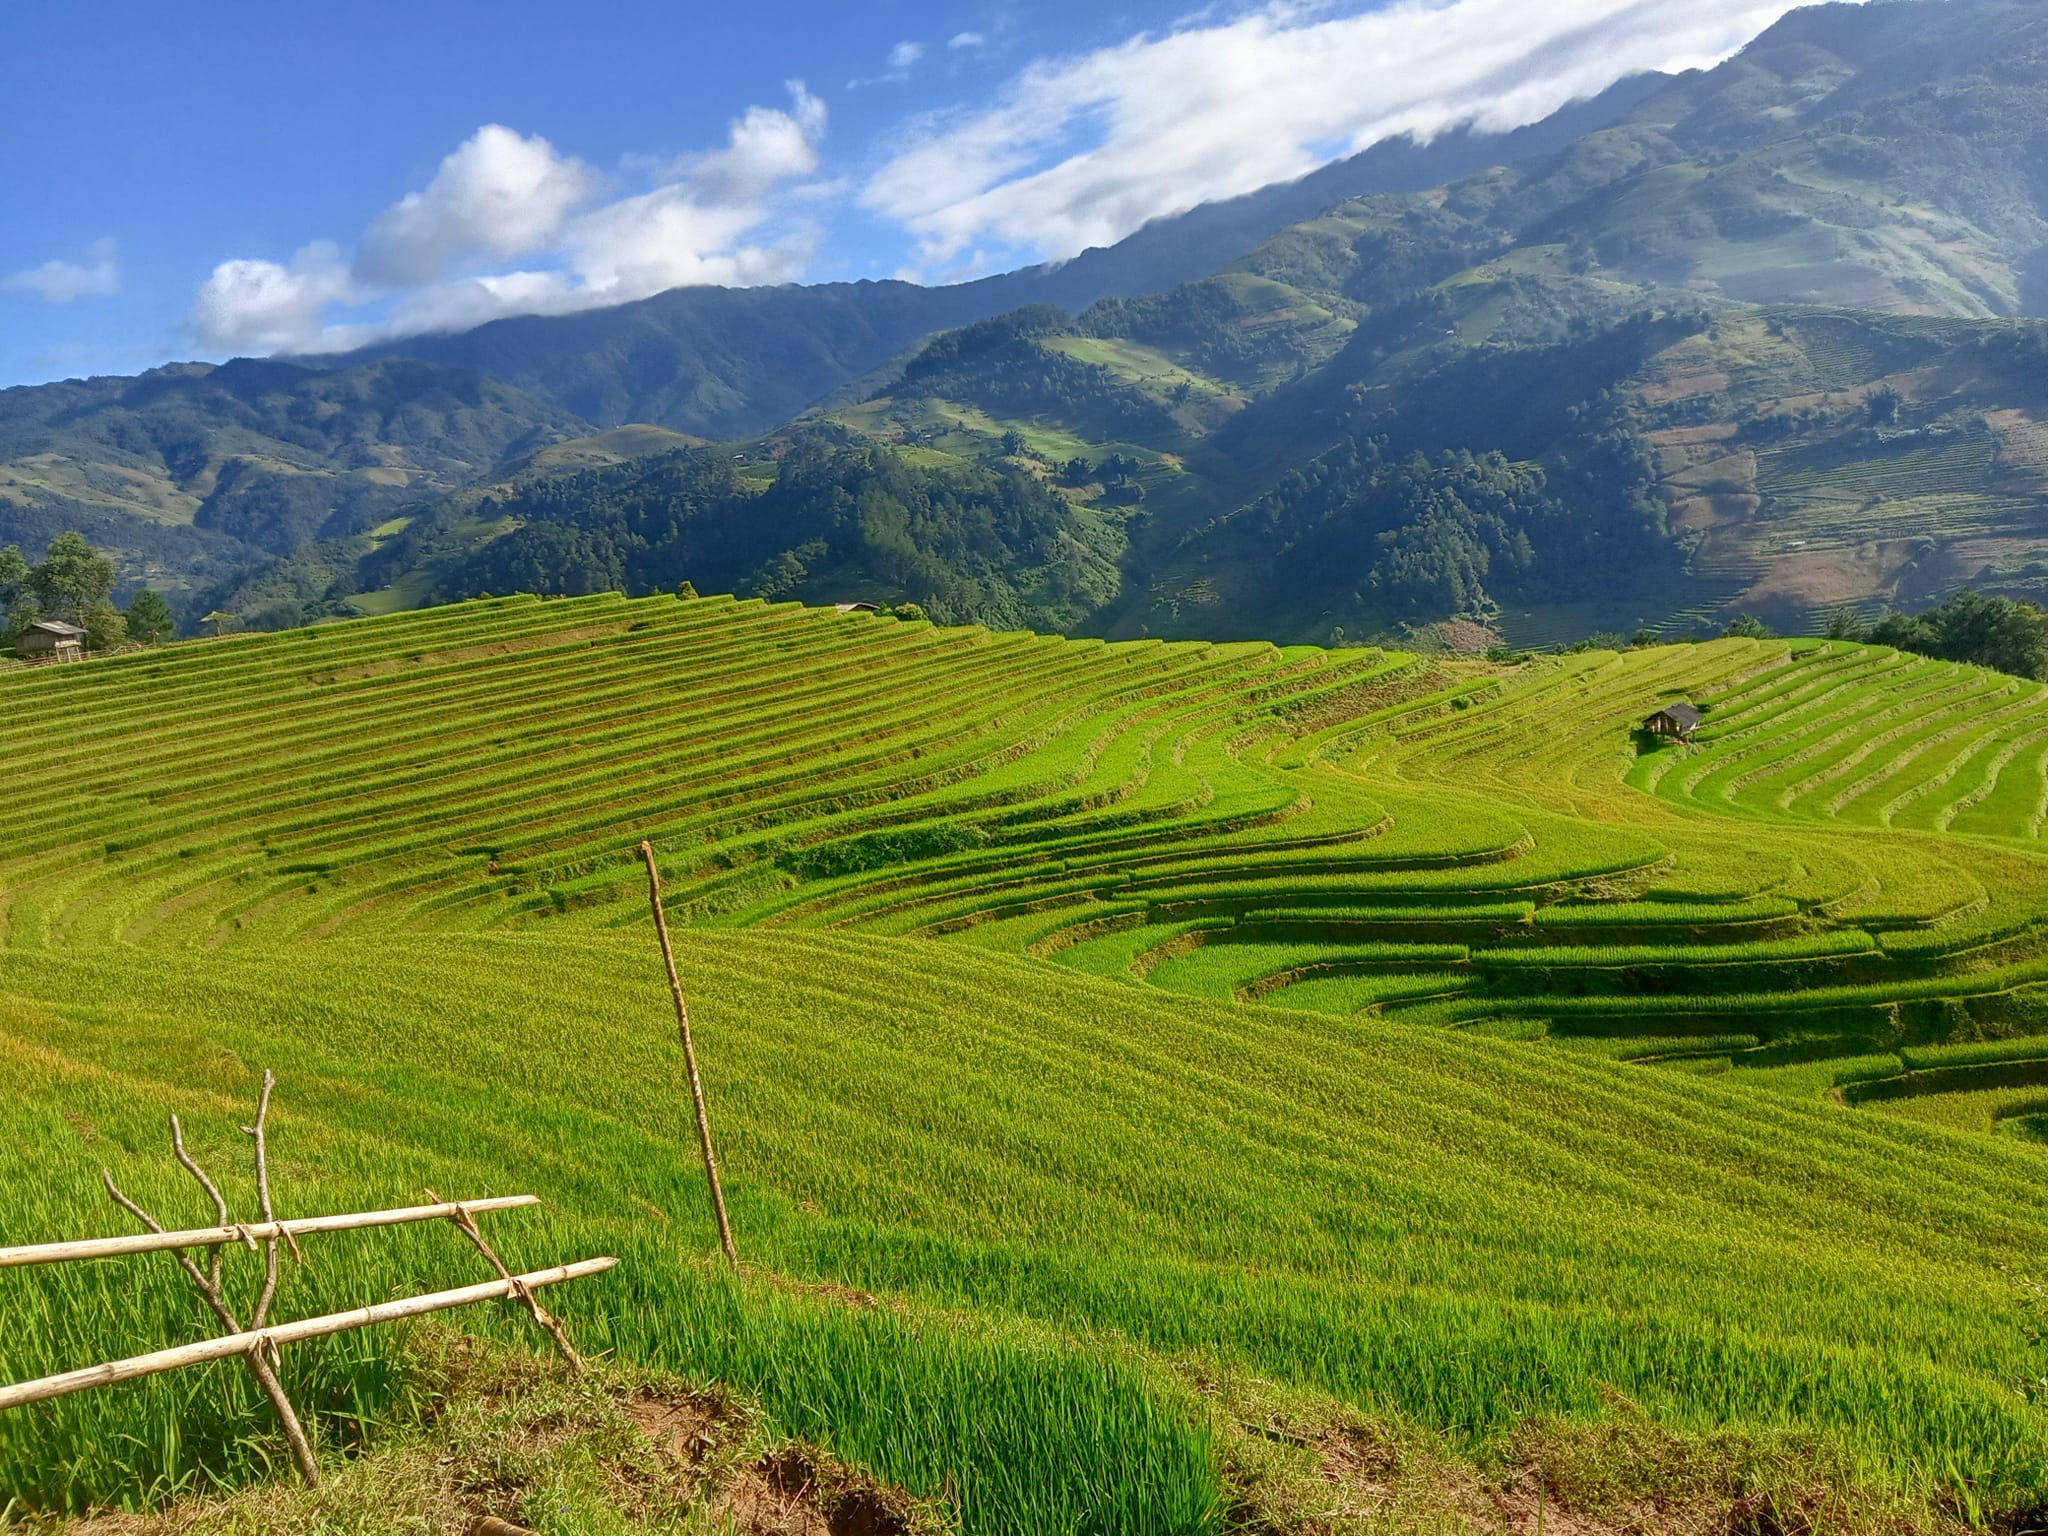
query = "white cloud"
xmin=688 ymin=83 xmax=826 ymax=200
xmin=380 ymin=269 xmax=581 ymax=337
xmin=4 ymin=238 xmax=119 ymax=303
xmin=864 ymin=0 xmax=1865 ymax=273
xmin=850 ymin=40 xmax=929 ymax=88
xmin=355 ymin=125 xmax=596 ymax=287
xmin=563 ymin=182 xmax=818 ymax=298
xmin=186 ymin=85 xmax=829 ymax=354
xmin=948 ymin=31 xmax=987 ymax=50
xmin=189 ymin=242 xmax=354 ymax=352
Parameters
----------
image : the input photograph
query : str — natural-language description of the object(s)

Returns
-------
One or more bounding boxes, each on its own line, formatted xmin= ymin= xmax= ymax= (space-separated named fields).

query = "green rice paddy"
xmin=4 ymin=595 xmax=2048 ymax=1524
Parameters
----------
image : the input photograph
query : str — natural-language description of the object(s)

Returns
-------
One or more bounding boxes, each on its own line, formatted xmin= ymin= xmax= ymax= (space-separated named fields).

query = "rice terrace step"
xmin=17 ymin=0 xmax=2048 ymax=1526
xmin=4 ymin=593 xmax=2048 ymax=1530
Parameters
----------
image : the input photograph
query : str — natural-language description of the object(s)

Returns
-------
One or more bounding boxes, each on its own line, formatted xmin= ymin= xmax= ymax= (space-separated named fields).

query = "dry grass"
xmin=1432 ymin=620 xmax=1503 ymax=657
xmin=26 ymin=1329 xmax=944 ymax=1536
xmin=1197 ymin=1370 xmax=1973 ymax=1536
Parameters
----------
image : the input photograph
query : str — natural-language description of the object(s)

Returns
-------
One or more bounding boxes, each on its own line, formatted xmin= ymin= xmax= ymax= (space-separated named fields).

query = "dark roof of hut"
xmin=1647 ymin=702 xmax=1703 ymax=729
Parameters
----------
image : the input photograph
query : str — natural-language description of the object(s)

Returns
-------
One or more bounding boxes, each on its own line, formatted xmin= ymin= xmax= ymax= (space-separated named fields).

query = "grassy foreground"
xmin=2 ymin=595 xmax=2047 ymax=1527
xmin=5 ymin=932 xmax=2046 ymax=1524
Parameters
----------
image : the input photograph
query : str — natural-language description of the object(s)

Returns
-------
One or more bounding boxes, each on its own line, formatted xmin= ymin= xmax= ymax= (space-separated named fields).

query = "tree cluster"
xmin=1829 ymin=589 xmax=2048 ymax=680
xmin=0 ymin=532 xmax=171 ymax=651
xmin=1077 ymin=281 xmax=1321 ymax=380
xmin=1237 ymin=404 xmax=1672 ymax=623
xmin=436 ymin=437 xmax=1118 ymax=633
xmin=898 ymin=306 xmax=1177 ymax=440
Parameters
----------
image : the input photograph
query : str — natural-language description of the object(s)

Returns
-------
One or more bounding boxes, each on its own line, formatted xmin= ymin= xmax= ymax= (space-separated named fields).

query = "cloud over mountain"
xmin=188 ymin=86 xmax=828 ymax=355
xmin=354 ymin=127 xmax=597 ymax=289
xmin=175 ymin=0 xmax=1855 ymax=358
xmin=863 ymin=0 xmax=1865 ymax=275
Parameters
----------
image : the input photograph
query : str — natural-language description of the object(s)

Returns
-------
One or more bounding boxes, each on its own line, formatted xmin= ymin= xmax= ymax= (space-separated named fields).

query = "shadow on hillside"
xmin=2019 ymin=244 xmax=2048 ymax=319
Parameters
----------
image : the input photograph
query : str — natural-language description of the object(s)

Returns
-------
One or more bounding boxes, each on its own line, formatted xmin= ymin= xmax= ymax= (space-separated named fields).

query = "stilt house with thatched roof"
xmin=1643 ymin=702 xmax=1702 ymax=742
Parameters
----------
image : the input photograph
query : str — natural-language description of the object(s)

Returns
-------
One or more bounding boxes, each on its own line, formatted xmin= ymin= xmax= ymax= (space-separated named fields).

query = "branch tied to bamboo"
xmin=3 ymin=842 xmax=731 ymax=1496
xmin=99 ymin=1069 xmax=319 ymax=1483
xmin=1 ymin=1073 xmax=615 ymax=1488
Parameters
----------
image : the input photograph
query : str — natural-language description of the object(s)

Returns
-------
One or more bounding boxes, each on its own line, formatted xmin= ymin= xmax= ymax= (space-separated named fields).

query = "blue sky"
xmin=0 ymin=0 xmax=1840 ymax=388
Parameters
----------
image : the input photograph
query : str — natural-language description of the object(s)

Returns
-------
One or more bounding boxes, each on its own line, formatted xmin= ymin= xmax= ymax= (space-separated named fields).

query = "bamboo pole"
xmin=0 ymin=1257 xmax=617 ymax=1412
xmin=639 ymin=839 xmax=737 ymax=1264
xmin=0 ymin=1196 xmax=541 ymax=1269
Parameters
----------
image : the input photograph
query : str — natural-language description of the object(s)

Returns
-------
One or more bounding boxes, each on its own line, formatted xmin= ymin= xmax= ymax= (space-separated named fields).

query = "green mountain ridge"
xmin=784 ymin=0 xmax=2048 ymax=646
xmin=0 ymin=80 xmax=1669 ymax=616
xmin=10 ymin=0 xmax=2048 ymax=647
xmin=0 ymin=356 xmax=591 ymax=608
xmin=319 ymin=74 xmax=1671 ymax=439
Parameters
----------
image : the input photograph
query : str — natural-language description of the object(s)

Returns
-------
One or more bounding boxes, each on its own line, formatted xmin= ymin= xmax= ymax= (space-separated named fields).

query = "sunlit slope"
xmin=8 ymin=599 xmax=2048 ymax=1509
xmin=0 ymin=591 xmax=1415 ymax=948
xmin=3 ymin=930 xmax=2046 ymax=1502
xmin=8 ymin=600 xmax=2048 ymax=1128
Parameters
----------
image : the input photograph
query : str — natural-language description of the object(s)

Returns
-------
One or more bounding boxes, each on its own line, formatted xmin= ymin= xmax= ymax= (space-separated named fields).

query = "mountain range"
xmin=5 ymin=0 xmax=2047 ymax=648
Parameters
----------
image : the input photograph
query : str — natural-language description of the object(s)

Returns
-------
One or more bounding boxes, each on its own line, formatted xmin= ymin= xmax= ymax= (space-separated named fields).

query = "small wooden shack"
xmin=834 ymin=601 xmax=881 ymax=615
xmin=17 ymin=620 xmax=86 ymax=663
xmin=1643 ymin=701 xmax=1702 ymax=741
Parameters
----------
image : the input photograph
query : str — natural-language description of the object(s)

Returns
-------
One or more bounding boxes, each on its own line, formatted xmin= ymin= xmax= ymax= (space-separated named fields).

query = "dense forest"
xmin=422 ymin=439 xmax=1118 ymax=632
xmin=1222 ymin=423 xmax=1672 ymax=622
xmin=1171 ymin=309 xmax=1693 ymax=628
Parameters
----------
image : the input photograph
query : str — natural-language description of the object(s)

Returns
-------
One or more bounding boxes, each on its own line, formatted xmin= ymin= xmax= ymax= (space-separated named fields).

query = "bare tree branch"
xmin=241 ymin=1070 xmax=289 ymax=1333
xmin=425 ymin=1187 xmax=586 ymax=1374
xmin=168 ymin=1113 xmax=238 ymax=1294
xmin=101 ymin=1169 xmax=241 ymax=1335
xmin=102 ymin=1085 xmax=321 ymax=1488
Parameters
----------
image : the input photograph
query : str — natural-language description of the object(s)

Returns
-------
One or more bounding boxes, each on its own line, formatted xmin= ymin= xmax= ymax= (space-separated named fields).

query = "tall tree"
xmin=28 ymin=533 xmax=115 ymax=623
xmin=0 ymin=544 xmax=37 ymax=643
xmin=0 ymin=545 xmax=25 ymax=610
xmin=125 ymin=588 xmax=176 ymax=644
xmin=82 ymin=601 xmax=127 ymax=653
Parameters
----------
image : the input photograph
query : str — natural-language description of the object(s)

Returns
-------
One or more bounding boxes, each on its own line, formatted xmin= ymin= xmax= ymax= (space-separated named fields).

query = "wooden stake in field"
xmin=640 ymin=839 xmax=737 ymax=1264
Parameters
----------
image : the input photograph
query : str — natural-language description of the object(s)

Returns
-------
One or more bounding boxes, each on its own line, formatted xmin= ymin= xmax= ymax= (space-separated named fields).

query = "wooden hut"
xmin=1642 ymin=702 xmax=1702 ymax=741
xmin=834 ymin=601 xmax=881 ymax=614
xmin=17 ymin=620 xmax=86 ymax=663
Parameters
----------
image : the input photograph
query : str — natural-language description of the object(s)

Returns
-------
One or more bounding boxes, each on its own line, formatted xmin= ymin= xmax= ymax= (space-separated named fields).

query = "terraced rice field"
xmin=5 ymin=594 xmax=2048 ymax=1525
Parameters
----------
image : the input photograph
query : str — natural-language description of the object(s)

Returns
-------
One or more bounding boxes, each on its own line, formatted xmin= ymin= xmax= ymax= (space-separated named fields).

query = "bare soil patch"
xmin=1434 ymin=618 xmax=1503 ymax=655
xmin=625 ymin=1390 xmax=924 ymax=1536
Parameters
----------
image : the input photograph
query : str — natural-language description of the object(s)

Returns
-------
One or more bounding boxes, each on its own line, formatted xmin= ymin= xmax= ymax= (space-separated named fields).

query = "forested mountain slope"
xmin=0 ymin=82 xmax=1663 ymax=617
xmin=0 ymin=357 xmax=589 ymax=606
xmin=803 ymin=0 xmax=2048 ymax=647
xmin=13 ymin=0 xmax=2048 ymax=648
